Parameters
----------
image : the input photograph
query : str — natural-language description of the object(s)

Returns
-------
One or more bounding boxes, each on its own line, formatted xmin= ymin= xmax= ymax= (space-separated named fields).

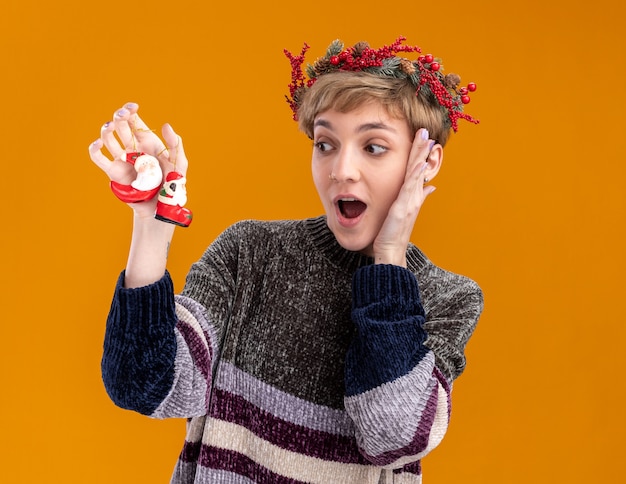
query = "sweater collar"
xmin=303 ymin=216 xmax=429 ymax=273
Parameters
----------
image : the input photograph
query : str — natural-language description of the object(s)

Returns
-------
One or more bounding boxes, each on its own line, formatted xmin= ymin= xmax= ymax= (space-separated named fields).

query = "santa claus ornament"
xmin=110 ymin=152 xmax=162 ymax=203
xmin=110 ymin=151 xmax=193 ymax=227
xmin=155 ymin=171 xmax=193 ymax=227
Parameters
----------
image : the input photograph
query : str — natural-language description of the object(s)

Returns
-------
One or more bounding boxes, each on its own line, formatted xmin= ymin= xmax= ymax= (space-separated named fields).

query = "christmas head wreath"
xmin=284 ymin=36 xmax=478 ymax=132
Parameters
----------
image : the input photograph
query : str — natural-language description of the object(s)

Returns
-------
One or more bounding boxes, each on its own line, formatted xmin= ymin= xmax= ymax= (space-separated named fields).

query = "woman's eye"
xmin=365 ymin=144 xmax=387 ymax=155
xmin=314 ymin=141 xmax=332 ymax=152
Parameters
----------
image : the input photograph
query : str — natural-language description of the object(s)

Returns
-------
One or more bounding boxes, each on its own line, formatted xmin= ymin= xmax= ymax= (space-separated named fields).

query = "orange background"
xmin=1 ymin=0 xmax=624 ymax=482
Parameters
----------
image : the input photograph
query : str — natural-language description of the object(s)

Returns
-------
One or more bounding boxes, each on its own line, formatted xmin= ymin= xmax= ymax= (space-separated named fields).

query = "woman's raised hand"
xmin=89 ymin=103 xmax=193 ymax=286
xmin=372 ymin=128 xmax=441 ymax=267
xmin=88 ymin=102 xmax=189 ymax=220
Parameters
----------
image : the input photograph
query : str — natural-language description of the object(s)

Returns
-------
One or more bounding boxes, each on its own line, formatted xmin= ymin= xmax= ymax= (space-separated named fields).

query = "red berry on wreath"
xmin=330 ymin=55 xmax=340 ymax=65
xmin=467 ymin=82 xmax=477 ymax=92
xmin=424 ymin=54 xmax=434 ymax=63
xmin=461 ymin=95 xmax=471 ymax=104
xmin=460 ymin=87 xmax=469 ymax=95
xmin=430 ymin=62 xmax=440 ymax=71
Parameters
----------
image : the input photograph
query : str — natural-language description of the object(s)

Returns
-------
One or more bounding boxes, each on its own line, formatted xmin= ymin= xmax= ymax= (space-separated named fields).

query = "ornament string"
xmin=128 ymin=115 xmax=180 ymax=170
xmin=129 ymin=114 xmax=158 ymax=154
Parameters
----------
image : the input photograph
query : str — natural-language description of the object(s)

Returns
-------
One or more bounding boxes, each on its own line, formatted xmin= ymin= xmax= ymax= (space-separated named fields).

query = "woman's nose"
xmin=332 ymin=148 xmax=360 ymax=183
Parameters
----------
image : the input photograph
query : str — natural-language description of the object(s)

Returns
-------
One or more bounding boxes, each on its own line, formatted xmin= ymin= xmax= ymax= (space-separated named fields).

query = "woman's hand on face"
xmin=372 ymin=128 xmax=438 ymax=267
xmin=88 ymin=102 xmax=189 ymax=219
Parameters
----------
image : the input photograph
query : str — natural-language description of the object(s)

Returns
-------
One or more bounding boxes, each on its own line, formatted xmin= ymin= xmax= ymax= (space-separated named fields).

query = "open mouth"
xmin=338 ymin=198 xmax=367 ymax=219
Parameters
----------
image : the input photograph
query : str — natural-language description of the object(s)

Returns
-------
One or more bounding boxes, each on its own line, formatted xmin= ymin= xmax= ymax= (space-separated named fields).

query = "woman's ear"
xmin=424 ymin=143 xmax=443 ymax=182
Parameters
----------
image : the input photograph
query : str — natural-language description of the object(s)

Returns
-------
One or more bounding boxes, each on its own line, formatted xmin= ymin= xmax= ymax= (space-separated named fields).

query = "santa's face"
xmin=131 ymin=154 xmax=162 ymax=191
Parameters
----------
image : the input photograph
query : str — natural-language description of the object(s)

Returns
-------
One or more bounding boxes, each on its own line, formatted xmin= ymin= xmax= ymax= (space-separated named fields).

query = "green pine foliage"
xmin=326 ymin=40 xmax=344 ymax=57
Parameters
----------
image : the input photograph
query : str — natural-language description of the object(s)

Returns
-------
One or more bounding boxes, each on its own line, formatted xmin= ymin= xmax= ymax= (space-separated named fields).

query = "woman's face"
xmin=311 ymin=103 xmax=413 ymax=256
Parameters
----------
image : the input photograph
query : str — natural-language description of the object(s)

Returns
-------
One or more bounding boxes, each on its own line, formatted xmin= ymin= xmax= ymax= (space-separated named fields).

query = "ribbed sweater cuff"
xmin=113 ymin=270 xmax=177 ymax=333
xmin=346 ymin=265 xmax=428 ymax=396
xmin=352 ymin=264 xmax=422 ymax=315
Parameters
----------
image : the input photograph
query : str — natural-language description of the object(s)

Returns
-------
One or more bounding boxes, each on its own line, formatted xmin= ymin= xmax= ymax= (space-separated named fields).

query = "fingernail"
xmin=102 ymin=121 xmax=111 ymax=129
xmin=429 ymin=140 xmax=436 ymax=150
xmin=116 ymin=108 xmax=128 ymax=117
xmin=125 ymin=102 xmax=138 ymax=109
xmin=420 ymin=129 xmax=429 ymax=140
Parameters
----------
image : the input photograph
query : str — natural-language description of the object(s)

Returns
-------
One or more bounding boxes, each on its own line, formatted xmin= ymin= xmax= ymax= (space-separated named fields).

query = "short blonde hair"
xmin=297 ymin=71 xmax=451 ymax=146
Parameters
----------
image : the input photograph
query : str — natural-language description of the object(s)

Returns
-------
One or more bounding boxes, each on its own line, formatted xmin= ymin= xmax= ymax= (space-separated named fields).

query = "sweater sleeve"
xmin=344 ymin=264 xmax=454 ymax=469
xmin=422 ymin=270 xmax=483 ymax=382
xmin=101 ymin=225 xmax=241 ymax=419
xmin=101 ymin=271 xmax=179 ymax=416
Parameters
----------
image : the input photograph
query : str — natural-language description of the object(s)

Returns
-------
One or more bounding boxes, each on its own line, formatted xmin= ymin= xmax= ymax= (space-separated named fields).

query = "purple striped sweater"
xmin=102 ymin=216 xmax=483 ymax=483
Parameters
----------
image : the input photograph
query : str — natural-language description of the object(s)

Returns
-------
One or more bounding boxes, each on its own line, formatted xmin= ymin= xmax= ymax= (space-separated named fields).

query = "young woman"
xmin=89 ymin=37 xmax=483 ymax=484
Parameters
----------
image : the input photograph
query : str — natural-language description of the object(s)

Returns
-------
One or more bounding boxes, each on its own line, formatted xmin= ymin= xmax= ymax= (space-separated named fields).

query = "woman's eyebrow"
xmin=313 ymin=119 xmax=396 ymax=133
xmin=313 ymin=119 xmax=332 ymax=129
xmin=356 ymin=122 xmax=396 ymax=133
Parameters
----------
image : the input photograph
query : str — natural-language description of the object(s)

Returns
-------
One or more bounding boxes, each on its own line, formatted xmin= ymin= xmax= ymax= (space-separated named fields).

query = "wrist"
xmin=125 ymin=215 xmax=174 ymax=289
xmin=132 ymin=211 xmax=176 ymax=238
xmin=373 ymin=250 xmax=407 ymax=268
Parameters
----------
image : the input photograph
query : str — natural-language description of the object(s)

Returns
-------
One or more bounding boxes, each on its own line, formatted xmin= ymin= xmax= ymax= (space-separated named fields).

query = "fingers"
xmin=160 ymin=123 xmax=188 ymax=172
xmin=406 ymin=128 xmax=439 ymax=193
xmin=90 ymin=103 xmax=187 ymax=177
xmin=123 ymin=101 xmax=139 ymax=115
xmin=397 ymin=148 xmax=436 ymax=212
xmin=96 ymin=105 xmax=135 ymax=158
xmin=112 ymin=107 xmax=135 ymax=149
xmin=423 ymin=184 xmax=437 ymax=198
xmin=88 ymin=138 xmax=113 ymax=171
xmin=407 ymin=128 xmax=432 ymax=173
xmin=402 ymin=156 xmax=429 ymax=198
xmin=101 ymin=120 xmax=124 ymax=160
xmin=161 ymin=123 xmax=179 ymax=150
xmin=126 ymin=103 xmax=156 ymax=144
xmin=89 ymin=102 xmax=140 ymax=174
xmin=123 ymin=102 xmax=172 ymax=160
xmin=109 ymin=102 xmax=147 ymax=148
xmin=103 ymin=102 xmax=168 ymax=159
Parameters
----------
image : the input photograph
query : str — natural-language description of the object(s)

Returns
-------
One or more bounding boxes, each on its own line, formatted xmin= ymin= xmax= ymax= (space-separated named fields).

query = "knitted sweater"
xmin=102 ymin=216 xmax=483 ymax=484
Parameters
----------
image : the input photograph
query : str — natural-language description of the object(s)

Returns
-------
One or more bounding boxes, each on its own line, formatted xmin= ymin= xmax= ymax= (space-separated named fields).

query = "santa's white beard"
xmin=172 ymin=192 xmax=187 ymax=206
xmin=131 ymin=155 xmax=162 ymax=190
xmin=132 ymin=169 xmax=161 ymax=190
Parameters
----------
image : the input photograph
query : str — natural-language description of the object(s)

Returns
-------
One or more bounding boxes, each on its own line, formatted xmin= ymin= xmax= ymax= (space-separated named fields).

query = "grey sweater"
xmin=102 ymin=216 xmax=483 ymax=483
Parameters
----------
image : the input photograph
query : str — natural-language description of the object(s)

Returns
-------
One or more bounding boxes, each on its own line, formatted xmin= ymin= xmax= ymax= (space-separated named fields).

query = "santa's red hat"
xmin=165 ymin=171 xmax=185 ymax=182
